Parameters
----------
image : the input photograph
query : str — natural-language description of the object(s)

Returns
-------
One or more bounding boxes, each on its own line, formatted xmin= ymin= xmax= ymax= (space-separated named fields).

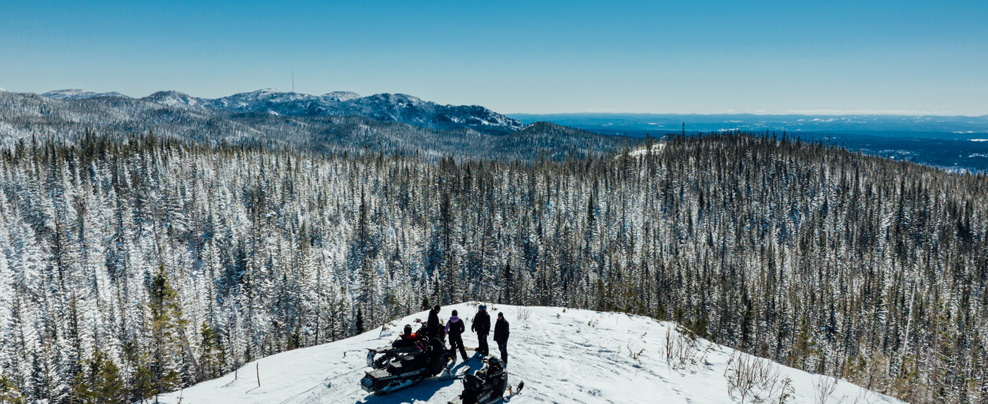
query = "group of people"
xmin=399 ymin=304 xmax=510 ymax=365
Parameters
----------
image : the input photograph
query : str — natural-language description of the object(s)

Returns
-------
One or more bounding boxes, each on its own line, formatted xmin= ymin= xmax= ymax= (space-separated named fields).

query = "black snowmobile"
xmin=448 ymin=357 xmax=509 ymax=404
xmin=360 ymin=337 xmax=455 ymax=395
xmin=365 ymin=324 xmax=430 ymax=369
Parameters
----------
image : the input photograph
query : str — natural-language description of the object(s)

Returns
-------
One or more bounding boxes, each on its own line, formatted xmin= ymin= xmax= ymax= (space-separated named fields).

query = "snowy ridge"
xmin=143 ymin=91 xmax=210 ymax=113
xmin=323 ymin=91 xmax=362 ymax=101
xmin=42 ymin=89 xmax=128 ymax=100
xmin=29 ymin=88 xmax=525 ymax=135
xmin=199 ymin=90 xmax=524 ymax=135
xmin=157 ymin=303 xmax=901 ymax=404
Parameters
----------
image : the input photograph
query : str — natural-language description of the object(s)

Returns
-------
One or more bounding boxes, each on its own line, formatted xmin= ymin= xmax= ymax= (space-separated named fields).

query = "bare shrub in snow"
xmin=724 ymin=352 xmax=796 ymax=404
xmin=815 ymin=375 xmax=839 ymax=404
xmin=516 ymin=306 xmax=532 ymax=322
xmin=665 ymin=326 xmax=709 ymax=372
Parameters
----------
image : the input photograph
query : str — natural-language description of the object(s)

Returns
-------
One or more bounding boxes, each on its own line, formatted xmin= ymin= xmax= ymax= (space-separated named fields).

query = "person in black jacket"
xmin=392 ymin=324 xmax=424 ymax=349
xmin=471 ymin=305 xmax=491 ymax=356
xmin=427 ymin=305 xmax=443 ymax=340
xmin=445 ymin=310 xmax=468 ymax=361
xmin=493 ymin=312 xmax=509 ymax=364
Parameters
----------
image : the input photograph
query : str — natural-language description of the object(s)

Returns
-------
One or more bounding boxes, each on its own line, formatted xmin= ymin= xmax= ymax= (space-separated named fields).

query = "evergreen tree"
xmin=148 ymin=265 xmax=185 ymax=396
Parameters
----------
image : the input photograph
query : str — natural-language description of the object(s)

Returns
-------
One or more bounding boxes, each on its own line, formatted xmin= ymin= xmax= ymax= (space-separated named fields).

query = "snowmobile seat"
xmin=386 ymin=361 xmax=405 ymax=374
xmin=386 ymin=352 xmax=428 ymax=374
xmin=365 ymin=368 xmax=390 ymax=380
xmin=463 ymin=373 xmax=484 ymax=393
xmin=398 ymin=352 xmax=427 ymax=368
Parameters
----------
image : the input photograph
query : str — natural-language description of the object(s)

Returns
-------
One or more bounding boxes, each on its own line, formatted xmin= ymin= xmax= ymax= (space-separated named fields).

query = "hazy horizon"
xmin=3 ymin=1 xmax=986 ymax=115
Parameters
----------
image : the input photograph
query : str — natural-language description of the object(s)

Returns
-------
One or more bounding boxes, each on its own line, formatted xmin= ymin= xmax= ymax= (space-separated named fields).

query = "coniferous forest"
xmin=0 ymin=132 xmax=986 ymax=403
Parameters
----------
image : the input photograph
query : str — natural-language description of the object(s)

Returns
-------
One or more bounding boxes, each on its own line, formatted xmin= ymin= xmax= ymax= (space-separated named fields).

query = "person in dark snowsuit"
xmin=445 ymin=310 xmax=468 ymax=361
xmin=471 ymin=305 xmax=491 ymax=356
xmin=427 ymin=305 xmax=443 ymax=340
xmin=493 ymin=312 xmax=509 ymax=364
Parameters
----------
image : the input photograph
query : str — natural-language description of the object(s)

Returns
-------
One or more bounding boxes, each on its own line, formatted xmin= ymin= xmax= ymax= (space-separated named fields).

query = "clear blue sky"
xmin=2 ymin=0 xmax=986 ymax=115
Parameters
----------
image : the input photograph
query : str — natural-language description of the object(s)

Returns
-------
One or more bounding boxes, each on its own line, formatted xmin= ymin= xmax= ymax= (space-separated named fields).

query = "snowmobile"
xmin=360 ymin=337 xmax=455 ymax=395
xmin=448 ymin=357 xmax=509 ymax=404
xmin=365 ymin=324 xmax=430 ymax=369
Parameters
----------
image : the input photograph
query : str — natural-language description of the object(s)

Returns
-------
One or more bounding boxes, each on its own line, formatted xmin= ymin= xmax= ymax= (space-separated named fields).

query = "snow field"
xmin=157 ymin=303 xmax=902 ymax=404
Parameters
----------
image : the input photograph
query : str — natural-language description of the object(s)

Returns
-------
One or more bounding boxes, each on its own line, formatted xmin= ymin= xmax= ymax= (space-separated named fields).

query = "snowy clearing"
xmin=628 ymin=142 xmax=665 ymax=157
xmin=157 ymin=303 xmax=902 ymax=404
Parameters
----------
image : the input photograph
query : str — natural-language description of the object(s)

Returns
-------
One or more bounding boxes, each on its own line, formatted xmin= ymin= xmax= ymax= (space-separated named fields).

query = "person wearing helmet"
xmin=472 ymin=304 xmax=491 ymax=356
xmin=392 ymin=324 xmax=422 ymax=348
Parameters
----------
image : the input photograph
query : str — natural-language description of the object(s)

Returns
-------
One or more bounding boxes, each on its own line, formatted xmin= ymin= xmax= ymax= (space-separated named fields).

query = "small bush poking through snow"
xmin=665 ymin=325 xmax=712 ymax=372
xmin=516 ymin=306 xmax=532 ymax=322
xmin=724 ymin=351 xmax=795 ymax=404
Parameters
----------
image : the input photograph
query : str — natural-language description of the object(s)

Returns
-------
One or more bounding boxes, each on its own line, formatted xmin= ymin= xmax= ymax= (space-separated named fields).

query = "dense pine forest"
xmin=0 ymin=132 xmax=986 ymax=403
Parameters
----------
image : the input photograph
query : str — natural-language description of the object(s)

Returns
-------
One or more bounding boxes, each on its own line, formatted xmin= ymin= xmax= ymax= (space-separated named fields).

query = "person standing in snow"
xmin=446 ymin=310 xmax=468 ymax=361
xmin=427 ymin=304 xmax=443 ymax=340
xmin=471 ymin=304 xmax=491 ymax=356
xmin=493 ymin=312 xmax=509 ymax=364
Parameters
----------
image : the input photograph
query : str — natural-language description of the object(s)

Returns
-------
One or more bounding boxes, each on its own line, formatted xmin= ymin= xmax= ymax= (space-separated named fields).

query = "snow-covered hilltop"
xmin=156 ymin=303 xmax=901 ymax=404
xmin=41 ymin=89 xmax=128 ymax=100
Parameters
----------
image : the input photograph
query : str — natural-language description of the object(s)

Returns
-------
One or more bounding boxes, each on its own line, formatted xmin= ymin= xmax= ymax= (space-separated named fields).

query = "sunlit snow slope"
xmin=157 ymin=303 xmax=902 ymax=404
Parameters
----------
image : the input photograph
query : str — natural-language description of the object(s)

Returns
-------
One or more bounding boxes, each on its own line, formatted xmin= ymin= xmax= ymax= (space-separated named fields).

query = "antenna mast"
xmin=292 ymin=71 xmax=295 ymax=93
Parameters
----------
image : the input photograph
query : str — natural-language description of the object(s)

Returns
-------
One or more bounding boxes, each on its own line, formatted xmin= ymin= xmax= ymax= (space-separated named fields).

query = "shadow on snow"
xmin=354 ymin=357 xmax=486 ymax=404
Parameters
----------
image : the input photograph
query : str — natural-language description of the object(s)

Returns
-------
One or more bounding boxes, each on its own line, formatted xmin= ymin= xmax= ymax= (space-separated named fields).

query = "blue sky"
xmin=1 ymin=0 xmax=986 ymax=115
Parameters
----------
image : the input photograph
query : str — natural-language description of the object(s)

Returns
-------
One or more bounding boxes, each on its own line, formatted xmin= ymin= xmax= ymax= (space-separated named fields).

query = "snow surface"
xmin=157 ymin=303 xmax=900 ymax=404
xmin=628 ymin=143 xmax=665 ymax=157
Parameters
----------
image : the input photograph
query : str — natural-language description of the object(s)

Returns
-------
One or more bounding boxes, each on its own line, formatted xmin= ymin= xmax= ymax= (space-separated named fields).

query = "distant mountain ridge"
xmin=0 ymin=90 xmax=635 ymax=160
xmin=39 ymin=88 xmax=525 ymax=135
xmin=42 ymin=89 xmax=128 ymax=100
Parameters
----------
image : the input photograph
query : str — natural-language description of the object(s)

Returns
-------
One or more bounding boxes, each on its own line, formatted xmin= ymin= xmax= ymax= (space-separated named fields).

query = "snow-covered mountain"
xmin=1 ymin=90 xmax=633 ymax=159
xmin=37 ymin=88 xmax=524 ymax=135
xmin=143 ymin=90 xmax=212 ymax=113
xmin=201 ymin=89 xmax=524 ymax=135
xmin=156 ymin=303 xmax=901 ymax=404
xmin=42 ymin=89 xmax=128 ymax=100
